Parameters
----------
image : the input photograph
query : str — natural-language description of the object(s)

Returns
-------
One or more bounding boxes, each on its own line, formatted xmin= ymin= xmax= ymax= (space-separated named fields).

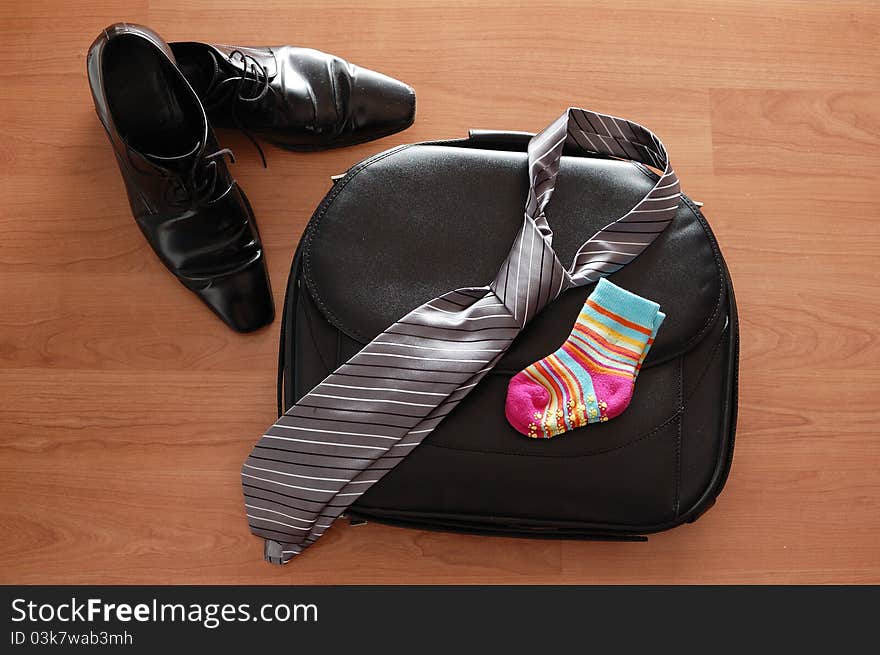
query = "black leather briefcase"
xmin=277 ymin=129 xmax=738 ymax=541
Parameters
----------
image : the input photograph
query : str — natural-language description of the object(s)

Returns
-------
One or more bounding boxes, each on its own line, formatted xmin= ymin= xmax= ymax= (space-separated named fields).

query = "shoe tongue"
xmin=142 ymin=141 xmax=202 ymax=172
xmin=180 ymin=48 xmax=219 ymax=97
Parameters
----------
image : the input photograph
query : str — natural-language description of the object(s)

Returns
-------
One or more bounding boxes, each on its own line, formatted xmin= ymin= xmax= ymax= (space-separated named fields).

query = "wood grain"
xmin=1 ymin=0 xmax=878 ymax=584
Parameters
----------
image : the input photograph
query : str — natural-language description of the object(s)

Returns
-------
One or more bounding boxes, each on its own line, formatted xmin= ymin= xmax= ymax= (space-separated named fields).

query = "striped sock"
xmin=505 ymin=278 xmax=665 ymax=438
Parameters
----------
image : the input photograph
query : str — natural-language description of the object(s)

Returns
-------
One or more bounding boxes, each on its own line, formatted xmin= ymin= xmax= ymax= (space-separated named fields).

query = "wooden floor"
xmin=1 ymin=0 xmax=878 ymax=584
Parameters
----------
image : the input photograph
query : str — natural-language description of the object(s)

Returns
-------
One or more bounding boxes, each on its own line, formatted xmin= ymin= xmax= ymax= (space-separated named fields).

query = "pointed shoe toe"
xmin=193 ymin=254 xmax=274 ymax=333
xmin=347 ymin=66 xmax=416 ymax=145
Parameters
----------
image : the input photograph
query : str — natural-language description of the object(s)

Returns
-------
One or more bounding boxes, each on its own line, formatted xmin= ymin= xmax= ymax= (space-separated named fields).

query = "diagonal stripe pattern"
xmin=242 ymin=107 xmax=680 ymax=563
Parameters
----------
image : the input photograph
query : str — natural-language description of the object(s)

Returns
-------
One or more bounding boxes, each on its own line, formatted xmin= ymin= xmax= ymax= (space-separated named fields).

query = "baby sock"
xmin=505 ymin=278 xmax=665 ymax=438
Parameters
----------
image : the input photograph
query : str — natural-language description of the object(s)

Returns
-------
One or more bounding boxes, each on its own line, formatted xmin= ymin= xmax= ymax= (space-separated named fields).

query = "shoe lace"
xmin=202 ymin=49 xmax=272 ymax=167
xmin=128 ymin=143 xmax=237 ymax=208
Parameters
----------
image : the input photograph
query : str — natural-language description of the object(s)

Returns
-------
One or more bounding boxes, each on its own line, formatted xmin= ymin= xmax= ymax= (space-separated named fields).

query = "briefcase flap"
xmin=301 ymin=142 xmax=724 ymax=364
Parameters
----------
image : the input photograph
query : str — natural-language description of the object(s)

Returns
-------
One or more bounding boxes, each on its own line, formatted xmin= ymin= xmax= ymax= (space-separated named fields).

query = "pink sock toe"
xmin=505 ymin=372 xmax=550 ymax=437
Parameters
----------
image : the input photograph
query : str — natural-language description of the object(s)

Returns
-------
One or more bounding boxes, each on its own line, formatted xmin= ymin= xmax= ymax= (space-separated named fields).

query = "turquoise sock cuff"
xmin=652 ymin=311 xmax=666 ymax=338
xmin=589 ymin=278 xmax=661 ymax=329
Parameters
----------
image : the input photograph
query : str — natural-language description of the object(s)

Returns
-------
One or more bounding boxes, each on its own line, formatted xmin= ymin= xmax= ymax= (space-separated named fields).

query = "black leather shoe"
xmin=169 ymin=41 xmax=415 ymax=153
xmin=87 ymin=23 xmax=274 ymax=333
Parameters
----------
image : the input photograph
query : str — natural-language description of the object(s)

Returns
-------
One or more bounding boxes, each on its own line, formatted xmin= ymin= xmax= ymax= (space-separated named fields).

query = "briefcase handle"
xmin=467 ymin=129 xmax=534 ymax=148
xmin=465 ymin=128 xmax=618 ymax=163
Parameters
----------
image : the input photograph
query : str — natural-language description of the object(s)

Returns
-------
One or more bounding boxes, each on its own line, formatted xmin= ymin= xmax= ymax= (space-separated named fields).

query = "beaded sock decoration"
xmin=505 ymin=278 xmax=665 ymax=438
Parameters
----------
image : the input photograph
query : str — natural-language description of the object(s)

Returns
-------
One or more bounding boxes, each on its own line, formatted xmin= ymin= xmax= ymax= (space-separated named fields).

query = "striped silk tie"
xmin=242 ymin=107 xmax=680 ymax=564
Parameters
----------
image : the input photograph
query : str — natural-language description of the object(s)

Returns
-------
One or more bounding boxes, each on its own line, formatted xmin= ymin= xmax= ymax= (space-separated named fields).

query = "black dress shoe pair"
xmin=87 ymin=23 xmax=415 ymax=332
